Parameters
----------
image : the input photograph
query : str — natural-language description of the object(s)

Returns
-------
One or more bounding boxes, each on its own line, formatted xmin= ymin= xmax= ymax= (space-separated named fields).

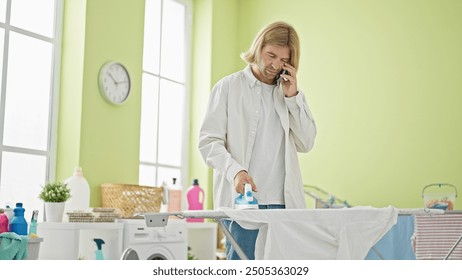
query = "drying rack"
xmin=138 ymin=208 xmax=447 ymax=260
xmin=304 ymin=185 xmax=351 ymax=208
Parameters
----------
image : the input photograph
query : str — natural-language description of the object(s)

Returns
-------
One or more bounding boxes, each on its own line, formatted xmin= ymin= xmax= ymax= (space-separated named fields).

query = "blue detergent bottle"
xmin=9 ymin=202 xmax=28 ymax=235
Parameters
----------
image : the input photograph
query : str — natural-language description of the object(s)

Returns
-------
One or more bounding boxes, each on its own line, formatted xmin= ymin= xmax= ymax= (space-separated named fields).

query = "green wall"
xmin=57 ymin=0 xmax=462 ymax=210
xmin=57 ymin=0 xmax=144 ymax=206
xmin=232 ymin=0 xmax=462 ymax=208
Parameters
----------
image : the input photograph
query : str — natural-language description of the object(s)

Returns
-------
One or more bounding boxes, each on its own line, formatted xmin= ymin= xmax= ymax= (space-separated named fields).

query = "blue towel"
xmin=0 ymin=232 xmax=29 ymax=260
xmin=365 ymin=215 xmax=416 ymax=260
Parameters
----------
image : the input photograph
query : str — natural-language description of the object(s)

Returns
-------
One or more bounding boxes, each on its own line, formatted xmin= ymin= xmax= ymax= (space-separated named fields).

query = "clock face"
xmin=99 ymin=62 xmax=131 ymax=105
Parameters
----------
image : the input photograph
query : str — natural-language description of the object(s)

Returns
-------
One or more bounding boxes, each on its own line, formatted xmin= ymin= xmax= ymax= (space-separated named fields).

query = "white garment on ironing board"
xmin=223 ymin=206 xmax=399 ymax=260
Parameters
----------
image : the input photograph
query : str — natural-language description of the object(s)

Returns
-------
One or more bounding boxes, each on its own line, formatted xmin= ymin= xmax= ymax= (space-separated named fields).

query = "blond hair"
xmin=241 ymin=21 xmax=300 ymax=72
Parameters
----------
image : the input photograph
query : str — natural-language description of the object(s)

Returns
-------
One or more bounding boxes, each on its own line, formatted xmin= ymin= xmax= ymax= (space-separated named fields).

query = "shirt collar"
xmin=243 ymin=65 xmax=259 ymax=88
xmin=243 ymin=64 xmax=279 ymax=89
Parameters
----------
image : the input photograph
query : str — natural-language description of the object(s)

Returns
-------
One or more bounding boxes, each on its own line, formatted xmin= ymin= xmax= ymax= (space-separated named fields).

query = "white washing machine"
xmin=122 ymin=219 xmax=187 ymax=260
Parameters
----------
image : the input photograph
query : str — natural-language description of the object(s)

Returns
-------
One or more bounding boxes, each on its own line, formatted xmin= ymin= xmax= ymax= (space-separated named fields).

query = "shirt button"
xmin=255 ymin=110 xmax=258 ymax=114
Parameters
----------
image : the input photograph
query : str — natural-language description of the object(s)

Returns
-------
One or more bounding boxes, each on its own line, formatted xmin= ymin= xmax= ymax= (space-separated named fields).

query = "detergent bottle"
xmin=64 ymin=167 xmax=91 ymax=220
xmin=168 ymin=178 xmax=182 ymax=216
xmin=93 ymin=238 xmax=105 ymax=260
xmin=9 ymin=202 xmax=28 ymax=235
xmin=0 ymin=209 xmax=9 ymax=233
xmin=4 ymin=204 xmax=13 ymax=224
xmin=186 ymin=179 xmax=204 ymax=222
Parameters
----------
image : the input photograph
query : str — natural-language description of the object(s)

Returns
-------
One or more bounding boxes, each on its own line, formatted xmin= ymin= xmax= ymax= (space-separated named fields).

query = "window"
xmin=139 ymin=0 xmax=192 ymax=188
xmin=0 ymin=0 xmax=62 ymax=217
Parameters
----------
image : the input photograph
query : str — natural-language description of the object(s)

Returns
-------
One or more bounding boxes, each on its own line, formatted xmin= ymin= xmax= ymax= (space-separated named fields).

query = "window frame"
xmin=0 ymin=0 xmax=63 ymax=207
xmin=139 ymin=0 xmax=192 ymax=188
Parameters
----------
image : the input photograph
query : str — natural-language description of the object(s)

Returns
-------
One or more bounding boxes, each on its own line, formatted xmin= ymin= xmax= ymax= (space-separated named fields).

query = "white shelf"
xmin=38 ymin=222 xmax=124 ymax=230
xmin=37 ymin=222 xmax=124 ymax=260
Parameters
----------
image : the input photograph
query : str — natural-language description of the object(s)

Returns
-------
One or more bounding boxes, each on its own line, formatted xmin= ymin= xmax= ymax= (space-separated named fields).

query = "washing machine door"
xmin=121 ymin=248 xmax=139 ymax=260
xmin=142 ymin=245 xmax=175 ymax=260
xmin=147 ymin=253 xmax=170 ymax=260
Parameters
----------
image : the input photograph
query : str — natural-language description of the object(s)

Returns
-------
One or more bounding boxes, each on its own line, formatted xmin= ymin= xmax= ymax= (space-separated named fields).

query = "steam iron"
xmin=234 ymin=183 xmax=259 ymax=210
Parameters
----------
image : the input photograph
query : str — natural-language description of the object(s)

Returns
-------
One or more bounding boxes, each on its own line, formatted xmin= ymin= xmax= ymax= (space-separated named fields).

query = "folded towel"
xmin=0 ymin=232 xmax=29 ymax=260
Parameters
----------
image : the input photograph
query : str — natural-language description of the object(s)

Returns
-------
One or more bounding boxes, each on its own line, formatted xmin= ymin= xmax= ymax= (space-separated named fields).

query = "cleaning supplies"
xmin=93 ymin=238 xmax=105 ymax=260
xmin=168 ymin=178 xmax=182 ymax=214
xmin=4 ymin=204 xmax=13 ymax=224
xmin=9 ymin=202 xmax=28 ymax=235
xmin=29 ymin=210 xmax=39 ymax=236
xmin=0 ymin=209 xmax=9 ymax=233
xmin=186 ymin=179 xmax=204 ymax=222
xmin=234 ymin=184 xmax=259 ymax=209
xmin=64 ymin=167 xmax=91 ymax=218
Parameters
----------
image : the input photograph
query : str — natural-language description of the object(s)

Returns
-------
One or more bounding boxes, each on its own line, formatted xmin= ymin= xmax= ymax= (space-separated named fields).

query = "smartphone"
xmin=278 ymin=69 xmax=289 ymax=82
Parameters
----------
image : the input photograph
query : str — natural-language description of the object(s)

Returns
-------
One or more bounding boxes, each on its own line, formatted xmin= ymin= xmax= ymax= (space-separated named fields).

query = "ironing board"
xmin=139 ymin=207 xmax=444 ymax=260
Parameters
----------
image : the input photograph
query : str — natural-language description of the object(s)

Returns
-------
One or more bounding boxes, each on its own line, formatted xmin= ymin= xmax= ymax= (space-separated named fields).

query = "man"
xmin=198 ymin=21 xmax=317 ymax=259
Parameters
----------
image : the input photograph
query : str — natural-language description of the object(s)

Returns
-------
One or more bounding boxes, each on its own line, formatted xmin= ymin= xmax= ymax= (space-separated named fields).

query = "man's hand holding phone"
xmin=279 ymin=63 xmax=298 ymax=97
xmin=279 ymin=69 xmax=289 ymax=82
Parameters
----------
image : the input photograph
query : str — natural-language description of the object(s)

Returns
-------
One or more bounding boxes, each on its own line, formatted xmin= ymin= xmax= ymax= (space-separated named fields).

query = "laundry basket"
xmin=422 ymin=183 xmax=457 ymax=211
xmin=101 ymin=183 xmax=163 ymax=218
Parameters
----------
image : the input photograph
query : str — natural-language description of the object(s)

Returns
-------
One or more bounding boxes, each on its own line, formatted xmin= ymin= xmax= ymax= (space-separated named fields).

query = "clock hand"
xmin=108 ymin=73 xmax=118 ymax=86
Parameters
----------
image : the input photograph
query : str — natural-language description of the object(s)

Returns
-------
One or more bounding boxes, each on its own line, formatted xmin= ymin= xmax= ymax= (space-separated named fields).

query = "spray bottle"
xmin=234 ymin=184 xmax=259 ymax=209
xmin=93 ymin=238 xmax=105 ymax=260
xmin=168 ymin=178 xmax=182 ymax=218
xmin=29 ymin=210 xmax=39 ymax=236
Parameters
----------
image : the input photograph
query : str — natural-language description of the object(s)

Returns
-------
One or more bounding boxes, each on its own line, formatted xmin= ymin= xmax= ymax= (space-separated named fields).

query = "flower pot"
xmin=45 ymin=202 xmax=65 ymax=222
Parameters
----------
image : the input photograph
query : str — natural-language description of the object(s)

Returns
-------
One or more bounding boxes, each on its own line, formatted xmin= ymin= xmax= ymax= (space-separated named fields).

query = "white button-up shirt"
xmin=199 ymin=65 xmax=316 ymax=209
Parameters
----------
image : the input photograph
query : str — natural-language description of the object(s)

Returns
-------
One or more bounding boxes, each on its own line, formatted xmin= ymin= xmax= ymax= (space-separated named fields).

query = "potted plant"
xmin=39 ymin=181 xmax=71 ymax=222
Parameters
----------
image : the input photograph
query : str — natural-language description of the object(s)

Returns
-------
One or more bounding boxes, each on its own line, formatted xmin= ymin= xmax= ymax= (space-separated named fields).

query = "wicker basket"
xmin=100 ymin=183 xmax=163 ymax=218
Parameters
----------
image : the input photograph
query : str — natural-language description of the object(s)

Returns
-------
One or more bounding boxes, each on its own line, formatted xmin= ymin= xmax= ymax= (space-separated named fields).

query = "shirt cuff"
xmin=285 ymin=91 xmax=301 ymax=111
xmin=227 ymin=164 xmax=246 ymax=185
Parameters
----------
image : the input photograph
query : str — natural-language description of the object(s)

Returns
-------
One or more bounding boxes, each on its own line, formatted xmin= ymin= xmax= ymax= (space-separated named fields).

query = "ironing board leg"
xmin=370 ymin=246 xmax=385 ymax=260
xmin=216 ymin=218 xmax=249 ymax=260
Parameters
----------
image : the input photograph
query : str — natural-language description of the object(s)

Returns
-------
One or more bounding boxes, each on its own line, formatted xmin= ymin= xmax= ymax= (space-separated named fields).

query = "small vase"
xmin=45 ymin=202 xmax=65 ymax=222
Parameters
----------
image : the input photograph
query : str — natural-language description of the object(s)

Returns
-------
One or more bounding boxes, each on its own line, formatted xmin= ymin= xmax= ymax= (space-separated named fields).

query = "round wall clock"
xmin=98 ymin=61 xmax=131 ymax=105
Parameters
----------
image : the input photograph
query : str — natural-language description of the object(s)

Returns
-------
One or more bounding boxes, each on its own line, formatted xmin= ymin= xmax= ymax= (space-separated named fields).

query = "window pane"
xmin=0 ymin=29 xmax=3 ymax=83
xmin=139 ymin=164 xmax=156 ymax=187
xmin=10 ymin=0 xmax=55 ymax=37
xmin=0 ymin=152 xmax=47 ymax=221
xmin=161 ymin=0 xmax=185 ymax=82
xmin=158 ymin=79 xmax=184 ymax=166
xmin=143 ymin=0 xmax=161 ymax=74
xmin=139 ymin=74 xmax=159 ymax=163
xmin=0 ymin=0 xmax=6 ymax=23
xmin=158 ymin=166 xmax=181 ymax=188
xmin=3 ymin=32 xmax=52 ymax=150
